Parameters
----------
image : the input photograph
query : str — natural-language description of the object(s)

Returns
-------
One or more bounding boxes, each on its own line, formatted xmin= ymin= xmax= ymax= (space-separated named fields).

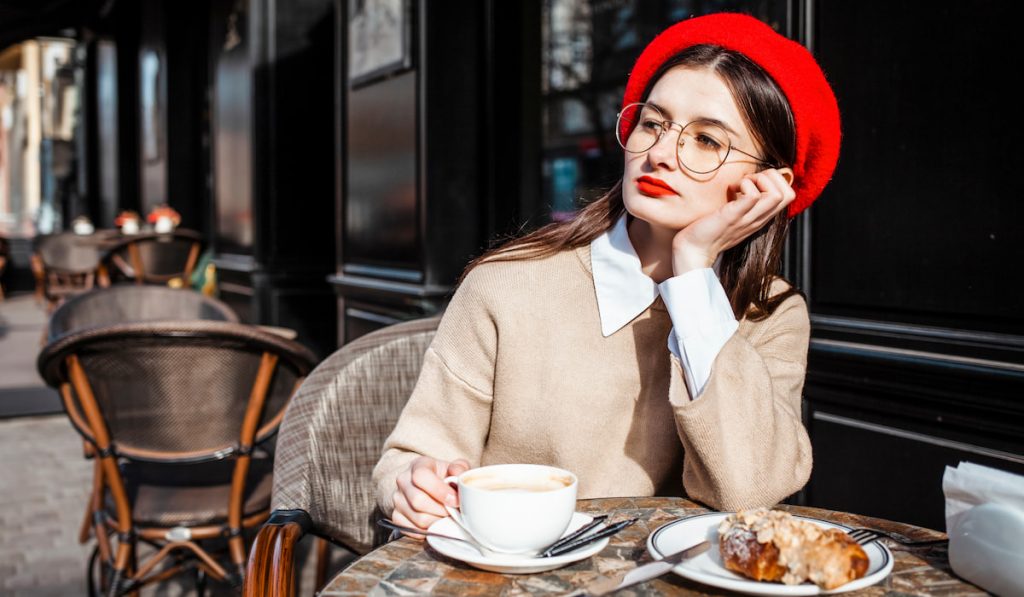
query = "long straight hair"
xmin=461 ymin=45 xmax=801 ymax=320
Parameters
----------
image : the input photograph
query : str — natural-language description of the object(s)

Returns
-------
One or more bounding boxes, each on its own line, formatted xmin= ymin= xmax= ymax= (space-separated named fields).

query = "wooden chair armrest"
xmin=244 ymin=509 xmax=312 ymax=597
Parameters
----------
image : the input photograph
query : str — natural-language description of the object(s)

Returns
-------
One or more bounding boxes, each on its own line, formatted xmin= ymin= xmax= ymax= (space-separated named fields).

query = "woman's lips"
xmin=635 ymin=176 xmax=677 ymax=197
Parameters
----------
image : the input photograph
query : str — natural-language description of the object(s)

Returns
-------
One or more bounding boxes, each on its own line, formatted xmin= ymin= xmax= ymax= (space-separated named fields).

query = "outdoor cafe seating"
xmin=101 ymin=229 xmax=203 ymax=287
xmin=243 ymin=316 xmax=441 ymax=596
xmin=31 ymin=228 xmax=205 ymax=313
xmin=38 ymin=320 xmax=317 ymax=595
xmin=32 ymin=232 xmax=107 ymax=310
xmin=47 ymin=284 xmax=238 ymax=342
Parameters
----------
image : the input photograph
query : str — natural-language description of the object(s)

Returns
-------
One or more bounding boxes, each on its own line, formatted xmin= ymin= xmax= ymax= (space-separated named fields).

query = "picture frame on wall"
xmin=348 ymin=0 xmax=412 ymax=88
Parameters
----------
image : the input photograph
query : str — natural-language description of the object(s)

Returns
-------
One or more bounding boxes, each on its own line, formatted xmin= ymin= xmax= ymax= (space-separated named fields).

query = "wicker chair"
xmin=38 ymin=321 xmax=318 ymax=596
xmin=242 ymin=316 xmax=441 ymax=596
xmin=102 ymin=230 xmax=202 ymax=286
xmin=34 ymin=232 xmax=107 ymax=310
xmin=48 ymin=285 xmax=241 ymax=554
xmin=48 ymin=285 xmax=238 ymax=342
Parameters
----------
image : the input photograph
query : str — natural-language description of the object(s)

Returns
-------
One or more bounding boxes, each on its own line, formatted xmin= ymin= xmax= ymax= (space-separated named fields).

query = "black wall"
xmin=796 ymin=1 xmax=1024 ymax=530
xmin=332 ymin=0 xmax=542 ymax=342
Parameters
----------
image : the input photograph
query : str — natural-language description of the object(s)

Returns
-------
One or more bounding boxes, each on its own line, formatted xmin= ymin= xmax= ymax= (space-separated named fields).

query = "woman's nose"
xmin=646 ymin=130 xmax=679 ymax=171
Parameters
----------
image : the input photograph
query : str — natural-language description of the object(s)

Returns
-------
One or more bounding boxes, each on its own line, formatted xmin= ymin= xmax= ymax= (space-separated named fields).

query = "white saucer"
xmin=426 ymin=512 xmax=608 ymax=574
xmin=647 ymin=512 xmax=894 ymax=595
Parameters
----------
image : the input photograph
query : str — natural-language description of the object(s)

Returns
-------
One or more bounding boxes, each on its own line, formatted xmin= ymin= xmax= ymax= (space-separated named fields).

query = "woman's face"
xmin=622 ymin=66 xmax=764 ymax=231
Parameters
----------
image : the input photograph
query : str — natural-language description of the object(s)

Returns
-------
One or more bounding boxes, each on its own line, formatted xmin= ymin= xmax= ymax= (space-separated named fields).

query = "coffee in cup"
xmin=444 ymin=464 xmax=578 ymax=555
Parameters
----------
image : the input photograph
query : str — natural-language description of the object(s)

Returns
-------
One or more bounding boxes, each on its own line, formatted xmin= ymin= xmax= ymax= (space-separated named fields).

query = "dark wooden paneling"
xmin=342 ymin=299 xmax=415 ymax=343
xmin=263 ymin=0 xmax=335 ymax=270
xmin=421 ymin=0 xmax=485 ymax=285
xmin=215 ymin=256 xmax=256 ymax=323
xmin=804 ymin=339 xmax=1024 ymax=529
xmin=270 ymin=285 xmax=337 ymax=359
xmin=114 ymin=0 xmax=140 ymax=214
xmin=137 ymin=0 xmax=168 ymax=213
xmin=806 ymin=410 xmax=1024 ymax=531
xmin=807 ymin=341 xmax=1022 ymax=452
xmin=344 ymin=71 xmax=419 ymax=276
xmin=810 ymin=2 xmax=1023 ymax=335
xmin=799 ymin=1 xmax=1024 ymax=528
xmin=335 ymin=0 xmax=538 ymax=345
xmin=210 ymin=0 xmax=254 ymax=254
xmin=208 ymin=0 xmax=338 ymax=356
xmin=95 ymin=39 xmax=120 ymax=226
xmin=164 ymin=1 xmax=209 ymax=235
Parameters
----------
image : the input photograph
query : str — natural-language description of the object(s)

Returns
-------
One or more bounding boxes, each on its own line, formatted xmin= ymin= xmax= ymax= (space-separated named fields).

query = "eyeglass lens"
xmin=616 ymin=103 xmax=733 ymax=174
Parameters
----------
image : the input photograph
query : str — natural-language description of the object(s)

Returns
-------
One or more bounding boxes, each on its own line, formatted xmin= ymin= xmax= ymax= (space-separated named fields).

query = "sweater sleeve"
xmin=371 ymin=271 xmax=497 ymax=516
xmin=668 ymin=289 xmax=813 ymax=511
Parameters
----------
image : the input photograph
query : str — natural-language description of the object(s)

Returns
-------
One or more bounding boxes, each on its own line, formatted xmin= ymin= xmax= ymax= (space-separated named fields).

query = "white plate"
xmin=646 ymin=512 xmax=893 ymax=595
xmin=426 ymin=512 xmax=608 ymax=574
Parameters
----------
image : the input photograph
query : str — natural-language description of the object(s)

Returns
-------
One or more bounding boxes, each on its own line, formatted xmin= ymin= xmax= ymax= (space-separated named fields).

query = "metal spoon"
xmin=376 ymin=519 xmax=502 ymax=558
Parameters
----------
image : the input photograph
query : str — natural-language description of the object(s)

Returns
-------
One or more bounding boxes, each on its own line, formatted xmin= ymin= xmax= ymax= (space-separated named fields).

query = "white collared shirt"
xmin=590 ymin=214 xmax=739 ymax=397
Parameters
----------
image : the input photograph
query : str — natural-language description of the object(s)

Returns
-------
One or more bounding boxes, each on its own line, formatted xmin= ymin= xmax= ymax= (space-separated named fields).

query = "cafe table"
xmin=319 ymin=496 xmax=984 ymax=596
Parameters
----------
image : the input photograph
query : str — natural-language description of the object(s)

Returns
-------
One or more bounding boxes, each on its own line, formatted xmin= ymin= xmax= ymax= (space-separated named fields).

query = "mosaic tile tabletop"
xmin=322 ymin=497 xmax=983 ymax=596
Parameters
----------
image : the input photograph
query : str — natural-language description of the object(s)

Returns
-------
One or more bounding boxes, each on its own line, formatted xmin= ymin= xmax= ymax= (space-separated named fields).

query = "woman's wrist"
xmin=672 ymin=246 xmax=718 ymax=276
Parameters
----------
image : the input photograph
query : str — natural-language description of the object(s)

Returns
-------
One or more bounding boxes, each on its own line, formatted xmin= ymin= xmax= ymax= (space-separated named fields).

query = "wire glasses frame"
xmin=615 ymin=102 xmax=777 ymax=174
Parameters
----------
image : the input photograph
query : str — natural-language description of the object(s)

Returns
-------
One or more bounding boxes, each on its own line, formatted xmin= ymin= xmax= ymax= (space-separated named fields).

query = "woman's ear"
xmin=777 ymin=167 xmax=795 ymax=187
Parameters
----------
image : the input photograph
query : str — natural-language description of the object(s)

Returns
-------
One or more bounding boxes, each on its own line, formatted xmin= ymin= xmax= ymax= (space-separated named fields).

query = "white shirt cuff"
xmin=658 ymin=268 xmax=739 ymax=398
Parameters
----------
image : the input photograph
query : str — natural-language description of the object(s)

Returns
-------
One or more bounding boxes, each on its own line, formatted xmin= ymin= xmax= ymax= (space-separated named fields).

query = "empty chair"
xmin=102 ymin=230 xmax=202 ymax=286
xmin=34 ymin=232 xmax=106 ymax=309
xmin=38 ymin=321 xmax=318 ymax=595
xmin=48 ymin=285 xmax=238 ymax=341
xmin=243 ymin=317 xmax=441 ymax=597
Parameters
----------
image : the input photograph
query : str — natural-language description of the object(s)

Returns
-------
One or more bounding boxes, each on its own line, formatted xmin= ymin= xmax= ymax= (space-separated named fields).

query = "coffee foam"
xmin=462 ymin=473 xmax=573 ymax=493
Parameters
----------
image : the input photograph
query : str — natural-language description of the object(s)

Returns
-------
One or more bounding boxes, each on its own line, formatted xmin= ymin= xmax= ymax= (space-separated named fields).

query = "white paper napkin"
xmin=942 ymin=461 xmax=1024 ymax=597
xmin=943 ymin=461 xmax=1024 ymax=532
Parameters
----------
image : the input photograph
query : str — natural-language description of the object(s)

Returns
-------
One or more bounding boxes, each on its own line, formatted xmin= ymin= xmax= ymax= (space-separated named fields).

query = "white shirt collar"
xmin=590 ymin=214 xmax=660 ymax=337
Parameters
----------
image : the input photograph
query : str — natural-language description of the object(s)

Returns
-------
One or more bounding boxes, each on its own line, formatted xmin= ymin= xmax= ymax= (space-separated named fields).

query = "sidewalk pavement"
xmin=0 ymin=293 xmax=61 ymax=418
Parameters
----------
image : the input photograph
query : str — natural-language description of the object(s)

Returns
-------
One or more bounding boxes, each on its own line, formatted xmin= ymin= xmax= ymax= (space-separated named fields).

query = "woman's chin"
xmin=624 ymin=194 xmax=700 ymax=230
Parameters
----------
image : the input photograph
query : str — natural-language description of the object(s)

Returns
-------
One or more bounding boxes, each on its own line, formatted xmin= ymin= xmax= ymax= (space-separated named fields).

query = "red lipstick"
xmin=635 ymin=176 xmax=677 ymax=197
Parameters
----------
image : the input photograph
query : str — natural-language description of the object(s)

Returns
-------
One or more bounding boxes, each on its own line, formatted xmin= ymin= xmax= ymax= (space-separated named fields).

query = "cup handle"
xmin=442 ymin=475 xmax=463 ymax=524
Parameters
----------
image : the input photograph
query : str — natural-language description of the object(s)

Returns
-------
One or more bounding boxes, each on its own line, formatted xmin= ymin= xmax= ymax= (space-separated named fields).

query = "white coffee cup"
xmin=444 ymin=463 xmax=578 ymax=555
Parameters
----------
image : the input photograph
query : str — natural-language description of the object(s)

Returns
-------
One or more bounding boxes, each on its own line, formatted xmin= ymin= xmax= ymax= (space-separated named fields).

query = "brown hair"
xmin=461 ymin=45 xmax=801 ymax=320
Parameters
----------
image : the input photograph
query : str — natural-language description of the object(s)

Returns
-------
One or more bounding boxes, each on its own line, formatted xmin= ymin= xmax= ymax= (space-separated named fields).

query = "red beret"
xmin=620 ymin=13 xmax=841 ymax=217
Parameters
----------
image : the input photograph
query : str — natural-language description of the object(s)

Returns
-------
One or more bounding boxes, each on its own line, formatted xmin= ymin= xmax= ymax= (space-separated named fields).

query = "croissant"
xmin=718 ymin=509 xmax=869 ymax=590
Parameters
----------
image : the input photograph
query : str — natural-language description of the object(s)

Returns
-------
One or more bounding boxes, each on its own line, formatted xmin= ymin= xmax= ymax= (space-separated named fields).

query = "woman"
xmin=372 ymin=12 xmax=841 ymax=534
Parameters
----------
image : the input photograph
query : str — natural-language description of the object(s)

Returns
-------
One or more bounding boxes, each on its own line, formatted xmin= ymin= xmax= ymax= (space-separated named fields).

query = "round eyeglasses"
xmin=615 ymin=102 xmax=776 ymax=174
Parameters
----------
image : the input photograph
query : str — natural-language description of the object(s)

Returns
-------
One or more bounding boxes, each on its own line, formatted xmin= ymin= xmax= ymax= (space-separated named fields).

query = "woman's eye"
xmin=694 ymin=133 xmax=724 ymax=150
xmin=640 ymin=119 xmax=663 ymax=131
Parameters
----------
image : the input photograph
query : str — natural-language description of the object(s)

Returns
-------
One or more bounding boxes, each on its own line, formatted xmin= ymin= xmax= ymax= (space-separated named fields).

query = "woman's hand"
xmin=672 ymin=169 xmax=795 ymax=275
xmin=391 ymin=456 xmax=471 ymax=537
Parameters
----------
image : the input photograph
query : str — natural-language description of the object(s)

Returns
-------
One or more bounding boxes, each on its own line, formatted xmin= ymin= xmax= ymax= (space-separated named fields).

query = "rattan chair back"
xmin=102 ymin=230 xmax=202 ymax=285
xmin=48 ymin=285 xmax=238 ymax=342
xmin=39 ymin=321 xmax=314 ymax=459
xmin=34 ymin=232 xmax=106 ymax=308
xmin=270 ymin=317 xmax=441 ymax=555
xmin=37 ymin=232 xmax=103 ymax=272
xmin=37 ymin=321 xmax=318 ymax=592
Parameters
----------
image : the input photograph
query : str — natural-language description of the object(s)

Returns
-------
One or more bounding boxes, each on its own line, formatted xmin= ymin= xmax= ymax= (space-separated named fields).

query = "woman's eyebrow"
xmin=647 ymin=101 xmax=740 ymax=137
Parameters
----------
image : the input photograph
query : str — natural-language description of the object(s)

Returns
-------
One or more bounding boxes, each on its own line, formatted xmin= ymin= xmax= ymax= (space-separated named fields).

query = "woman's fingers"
xmin=390 ymin=456 xmax=475 ymax=539
xmin=445 ymin=459 xmax=471 ymax=507
xmin=739 ymin=170 xmax=794 ymax=225
xmin=397 ymin=467 xmax=451 ymax=517
xmin=391 ymin=491 xmax=441 ymax=537
xmin=734 ymin=177 xmax=761 ymax=205
xmin=448 ymin=459 xmax=471 ymax=477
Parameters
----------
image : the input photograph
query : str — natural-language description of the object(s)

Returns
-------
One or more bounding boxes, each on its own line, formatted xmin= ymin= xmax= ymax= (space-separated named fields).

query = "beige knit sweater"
xmin=372 ymin=244 xmax=812 ymax=513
